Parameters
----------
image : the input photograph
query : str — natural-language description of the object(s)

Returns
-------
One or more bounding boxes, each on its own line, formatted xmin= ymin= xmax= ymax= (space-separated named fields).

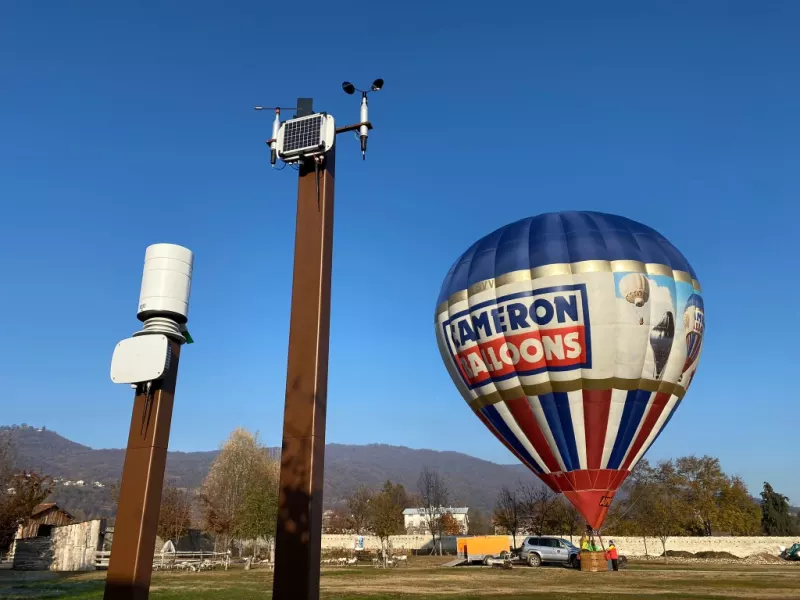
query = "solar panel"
xmin=282 ymin=114 xmax=323 ymax=154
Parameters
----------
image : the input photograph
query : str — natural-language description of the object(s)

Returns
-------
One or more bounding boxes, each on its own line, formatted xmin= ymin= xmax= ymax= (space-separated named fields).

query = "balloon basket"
xmin=580 ymin=551 xmax=607 ymax=572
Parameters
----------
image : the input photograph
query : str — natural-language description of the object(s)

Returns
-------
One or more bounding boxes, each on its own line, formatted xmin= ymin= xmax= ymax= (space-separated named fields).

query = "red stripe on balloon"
xmin=505 ymin=397 xmax=561 ymax=473
xmin=621 ymin=392 xmax=671 ymax=471
xmin=582 ymin=389 xmax=612 ymax=471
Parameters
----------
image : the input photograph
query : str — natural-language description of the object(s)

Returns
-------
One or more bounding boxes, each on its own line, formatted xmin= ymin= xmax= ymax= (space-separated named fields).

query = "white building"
xmin=74 ymin=480 xmax=85 ymax=487
xmin=402 ymin=507 xmax=469 ymax=535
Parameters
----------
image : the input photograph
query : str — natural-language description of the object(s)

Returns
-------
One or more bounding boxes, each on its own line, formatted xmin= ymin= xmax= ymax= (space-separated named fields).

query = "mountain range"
xmin=1 ymin=425 xmax=537 ymax=517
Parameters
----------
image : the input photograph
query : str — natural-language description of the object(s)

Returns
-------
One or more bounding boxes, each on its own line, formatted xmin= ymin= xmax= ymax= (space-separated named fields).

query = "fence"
xmin=95 ymin=550 xmax=231 ymax=571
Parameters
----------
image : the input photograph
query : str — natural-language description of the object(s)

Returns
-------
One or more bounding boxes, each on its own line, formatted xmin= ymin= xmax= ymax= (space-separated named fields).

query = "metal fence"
xmin=94 ymin=550 xmax=231 ymax=571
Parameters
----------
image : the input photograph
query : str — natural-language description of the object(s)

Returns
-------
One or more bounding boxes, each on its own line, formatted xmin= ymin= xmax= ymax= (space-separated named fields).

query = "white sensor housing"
xmin=110 ymin=335 xmax=172 ymax=384
xmin=137 ymin=243 xmax=193 ymax=323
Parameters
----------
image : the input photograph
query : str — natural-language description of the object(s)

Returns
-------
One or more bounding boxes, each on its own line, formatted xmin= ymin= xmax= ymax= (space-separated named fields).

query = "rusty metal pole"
xmin=271 ymin=145 xmax=336 ymax=600
xmin=104 ymin=341 xmax=181 ymax=600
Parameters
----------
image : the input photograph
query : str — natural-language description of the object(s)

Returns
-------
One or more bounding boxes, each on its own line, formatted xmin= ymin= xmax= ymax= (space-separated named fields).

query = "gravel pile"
xmin=631 ymin=551 xmax=799 ymax=566
xmin=634 ymin=555 xmax=740 ymax=564
xmin=744 ymin=552 xmax=796 ymax=565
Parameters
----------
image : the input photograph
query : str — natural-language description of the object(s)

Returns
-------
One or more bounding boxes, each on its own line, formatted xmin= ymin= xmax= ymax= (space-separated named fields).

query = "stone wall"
xmin=319 ymin=534 xmax=797 ymax=558
xmin=607 ymin=536 xmax=797 ymax=558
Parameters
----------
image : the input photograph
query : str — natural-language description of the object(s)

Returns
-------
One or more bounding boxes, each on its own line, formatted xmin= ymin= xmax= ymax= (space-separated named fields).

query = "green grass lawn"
xmin=1 ymin=561 xmax=799 ymax=599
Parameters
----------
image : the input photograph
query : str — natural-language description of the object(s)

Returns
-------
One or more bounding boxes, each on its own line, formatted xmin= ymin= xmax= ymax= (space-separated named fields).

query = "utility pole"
xmin=256 ymin=79 xmax=383 ymax=600
xmin=104 ymin=244 xmax=194 ymax=600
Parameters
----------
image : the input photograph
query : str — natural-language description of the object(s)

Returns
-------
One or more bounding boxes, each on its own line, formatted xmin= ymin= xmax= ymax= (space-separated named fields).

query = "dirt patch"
xmin=694 ymin=551 xmax=739 ymax=560
xmin=661 ymin=550 xmax=696 ymax=558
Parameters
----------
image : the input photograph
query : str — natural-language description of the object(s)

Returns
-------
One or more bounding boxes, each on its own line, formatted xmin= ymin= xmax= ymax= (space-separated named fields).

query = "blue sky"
xmin=1 ymin=1 xmax=797 ymax=502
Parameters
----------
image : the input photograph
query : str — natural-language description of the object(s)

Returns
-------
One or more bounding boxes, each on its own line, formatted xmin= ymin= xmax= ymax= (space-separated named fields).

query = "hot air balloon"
xmin=619 ymin=273 xmax=650 ymax=325
xmin=680 ymin=293 xmax=705 ymax=385
xmin=435 ymin=211 xmax=704 ymax=531
xmin=649 ymin=311 xmax=675 ymax=380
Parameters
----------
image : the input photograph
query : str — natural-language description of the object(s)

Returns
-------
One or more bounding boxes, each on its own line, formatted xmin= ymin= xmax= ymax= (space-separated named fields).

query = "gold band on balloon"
xmin=436 ymin=261 xmax=702 ymax=318
xmin=466 ymin=377 xmax=687 ymax=411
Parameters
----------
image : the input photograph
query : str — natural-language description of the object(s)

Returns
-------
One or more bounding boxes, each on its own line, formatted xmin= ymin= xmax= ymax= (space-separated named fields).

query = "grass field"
xmin=2 ymin=558 xmax=799 ymax=599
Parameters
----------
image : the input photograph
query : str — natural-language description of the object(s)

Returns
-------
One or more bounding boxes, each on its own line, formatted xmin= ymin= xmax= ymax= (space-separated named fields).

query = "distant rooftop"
xmin=403 ymin=507 xmax=469 ymax=516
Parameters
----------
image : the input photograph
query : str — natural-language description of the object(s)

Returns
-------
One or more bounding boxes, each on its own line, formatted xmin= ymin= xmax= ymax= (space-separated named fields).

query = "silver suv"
xmin=517 ymin=536 xmax=579 ymax=568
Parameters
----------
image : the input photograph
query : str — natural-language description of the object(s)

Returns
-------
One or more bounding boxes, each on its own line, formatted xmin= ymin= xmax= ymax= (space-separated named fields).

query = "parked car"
xmin=517 ymin=536 xmax=580 ymax=568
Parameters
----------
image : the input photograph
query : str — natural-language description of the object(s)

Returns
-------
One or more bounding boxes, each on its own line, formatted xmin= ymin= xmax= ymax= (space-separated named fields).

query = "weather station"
xmin=104 ymin=243 xmax=195 ymax=600
xmin=254 ymin=79 xmax=384 ymax=600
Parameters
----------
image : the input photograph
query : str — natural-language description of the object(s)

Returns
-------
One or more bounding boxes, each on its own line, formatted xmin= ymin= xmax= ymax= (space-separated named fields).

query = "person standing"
xmin=605 ymin=540 xmax=619 ymax=571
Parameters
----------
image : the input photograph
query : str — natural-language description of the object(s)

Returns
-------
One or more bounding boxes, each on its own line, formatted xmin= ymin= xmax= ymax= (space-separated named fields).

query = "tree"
xmin=468 ymin=508 xmax=492 ymax=535
xmin=641 ymin=461 xmax=693 ymax=560
xmin=492 ymin=486 xmax=522 ymax=548
xmin=198 ymin=428 xmax=275 ymax=552
xmin=441 ymin=512 xmax=462 ymax=536
xmin=109 ymin=480 xmax=121 ymax=506
xmin=324 ymin=508 xmax=353 ymax=534
xmin=157 ymin=484 xmax=192 ymax=543
xmin=368 ymin=481 xmax=407 ymax=562
xmin=552 ymin=499 xmax=582 ymax=542
xmin=676 ymin=455 xmax=727 ymax=535
xmin=346 ymin=486 xmax=374 ymax=535
xmin=716 ymin=476 xmax=760 ymax=535
xmin=0 ymin=437 xmax=52 ymax=553
xmin=519 ymin=482 xmax=558 ymax=535
xmin=237 ymin=457 xmax=279 ymax=558
xmin=761 ymin=482 xmax=793 ymax=535
xmin=417 ymin=467 xmax=449 ymax=554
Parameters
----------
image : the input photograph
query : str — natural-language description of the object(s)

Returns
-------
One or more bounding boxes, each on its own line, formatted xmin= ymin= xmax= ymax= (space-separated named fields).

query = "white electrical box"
xmin=110 ymin=334 xmax=172 ymax=384
xmin=138 ymin=243 xmax=194 ymax=323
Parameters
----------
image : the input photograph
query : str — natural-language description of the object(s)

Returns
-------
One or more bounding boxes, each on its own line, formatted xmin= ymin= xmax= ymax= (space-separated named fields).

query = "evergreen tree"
xmin=760 ymin=482 xmax=793 ymax=535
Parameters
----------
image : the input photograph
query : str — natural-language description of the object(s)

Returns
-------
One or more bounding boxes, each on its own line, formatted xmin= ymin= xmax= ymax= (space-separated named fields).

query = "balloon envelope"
xmin=434 ymin=211 xmax=704 ymax=529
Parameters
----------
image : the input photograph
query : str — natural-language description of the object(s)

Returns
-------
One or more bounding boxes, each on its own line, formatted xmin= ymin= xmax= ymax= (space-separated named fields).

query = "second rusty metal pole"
xmin=104 ymin=341 xmax=182 ymax=600
xmin=272 ymin=148 xmax=336 ymax=600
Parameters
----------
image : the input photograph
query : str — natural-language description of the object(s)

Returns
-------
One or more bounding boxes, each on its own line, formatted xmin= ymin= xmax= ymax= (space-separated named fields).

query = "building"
xmin=16 ymin=504 xmax=74 ymax=539
xmin=402 ymin=507 xmax=469 ymax=535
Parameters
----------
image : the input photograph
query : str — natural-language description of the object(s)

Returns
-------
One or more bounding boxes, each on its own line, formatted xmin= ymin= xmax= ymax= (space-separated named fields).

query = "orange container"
xmin=456 ymin=536 xmax=512 ymax=559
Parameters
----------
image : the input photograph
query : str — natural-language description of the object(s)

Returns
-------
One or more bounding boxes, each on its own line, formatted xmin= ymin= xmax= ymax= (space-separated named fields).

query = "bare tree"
xmin=324 ymin=508 xmax=353 ymax=534
xmin=492 ymin=486 xmax=522 ymax=548
xmin=553 ymin=499 xmax=582 ymax=542
xmin=346 ymin=486 xmax=374 ymax=535
xmin=519 ymin=482 xmax=558 ymax=535
xmin=157 ymin=484 xmax=193 ymax=544
xmin=468 ymin=509 xmax=493 ymax=535
xmin=417 ymin=467 xmax=449 ymax=554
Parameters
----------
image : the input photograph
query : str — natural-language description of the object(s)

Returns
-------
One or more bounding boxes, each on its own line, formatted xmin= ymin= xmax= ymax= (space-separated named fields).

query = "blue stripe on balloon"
xmin=687 ymin=332 xmax=701 ymax=362
xmin=437 ymin=211 xmax=697 ymax=305
xmin=480 ymin=405 xmax=544 ymax=474
xmin=536 ymin=392 xmax=580 ymax=472
xmin=606 ymin=389 xmax=652 ymax=470
xmin=643 ymin=397 xmax=682 ymax=455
